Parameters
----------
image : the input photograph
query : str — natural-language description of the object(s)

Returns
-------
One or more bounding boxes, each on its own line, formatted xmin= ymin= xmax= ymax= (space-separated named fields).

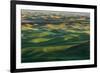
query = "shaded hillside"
xmin=22 ymin=41 xmax=90 ymax=62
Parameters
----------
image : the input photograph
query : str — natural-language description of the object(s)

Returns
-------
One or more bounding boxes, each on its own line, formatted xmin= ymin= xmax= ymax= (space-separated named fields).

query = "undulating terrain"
xmin=21 ymin=10 xmax=90 ymax=63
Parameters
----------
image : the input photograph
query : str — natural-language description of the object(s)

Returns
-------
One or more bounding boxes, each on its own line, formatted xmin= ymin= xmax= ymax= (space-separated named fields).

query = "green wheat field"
xmin=21 ymin=10 xmax=90 ymax=63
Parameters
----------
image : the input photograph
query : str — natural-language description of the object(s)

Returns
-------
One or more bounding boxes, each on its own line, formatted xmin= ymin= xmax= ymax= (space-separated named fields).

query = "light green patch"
xmin=31 ymin=38 xmax=51 ymax=43
xmin=64 ymin=36 xmax=73 ymax=40
xmin=38 ymin=32 xmax=51 ymax=37
xmin=42 ymin=45 xmax=77 ymax=53
xmin=64 ymin=34 xmax=79 ymax=40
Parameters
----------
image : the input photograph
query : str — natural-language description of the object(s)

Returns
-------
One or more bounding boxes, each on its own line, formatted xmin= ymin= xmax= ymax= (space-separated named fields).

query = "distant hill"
xmin=21 ymin=9 xmax=90 ymax=17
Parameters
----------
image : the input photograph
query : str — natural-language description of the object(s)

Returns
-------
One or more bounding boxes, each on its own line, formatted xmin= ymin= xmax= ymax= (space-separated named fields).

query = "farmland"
xmin=21 ymin=10 xmax=90 ymax=63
